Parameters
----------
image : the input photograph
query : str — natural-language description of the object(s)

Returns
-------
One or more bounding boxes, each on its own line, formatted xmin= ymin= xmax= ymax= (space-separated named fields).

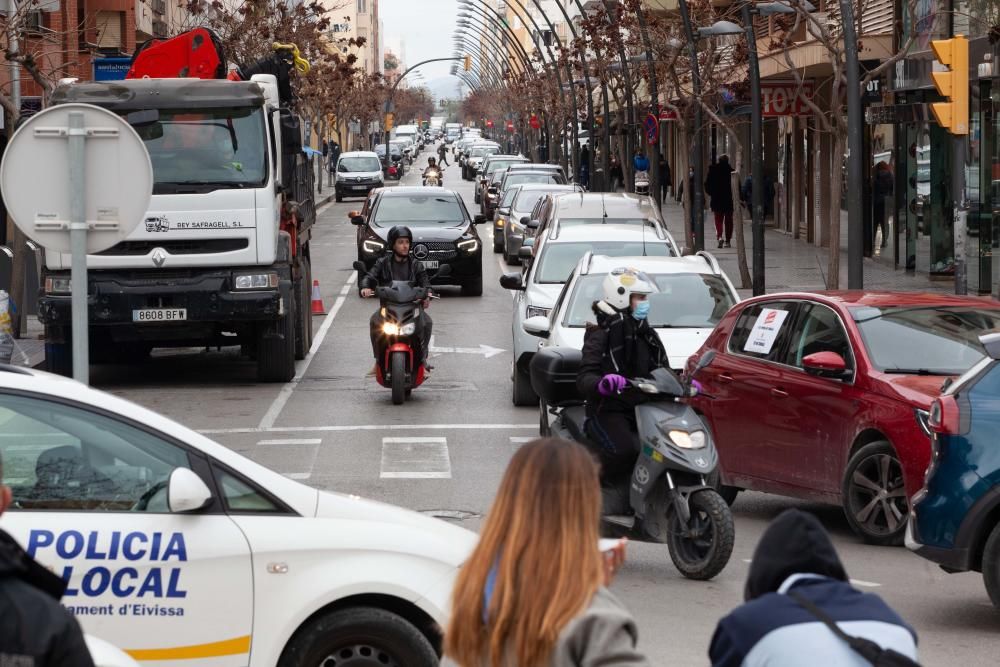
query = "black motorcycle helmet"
xmin=386 ymin=226 xmax=413 ymax=255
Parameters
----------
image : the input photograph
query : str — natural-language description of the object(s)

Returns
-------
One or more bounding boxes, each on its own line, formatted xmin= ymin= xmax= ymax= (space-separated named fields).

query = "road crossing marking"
xmin=257 ymin=438 xmax=323 ymax=446
xmin=380 ymin=437 xmax=452 ymax=479
xmin=742 ymin=558 xmax=881 ymax=588
xmin=258 ymin=271 xmax=357 ymax=430
xmin=509 ymin=436 xmax=535 ymax=444
xmin=202 ymin=423 xmax=536 ymax=435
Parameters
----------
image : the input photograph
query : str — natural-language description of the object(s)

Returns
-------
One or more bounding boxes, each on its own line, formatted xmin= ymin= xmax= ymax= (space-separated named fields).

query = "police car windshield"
xmin=563 ymin=273 xmax=734 ymax=327
xmin=131 ymin=107 xmax=267 ymax=194
xmin=535 ymin=242 xmax=672 ymax=284
xmin=373 ymin=195 xmax=465 ymax=226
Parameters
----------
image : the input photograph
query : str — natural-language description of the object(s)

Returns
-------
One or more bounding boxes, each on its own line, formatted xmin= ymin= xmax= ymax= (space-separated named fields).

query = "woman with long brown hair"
xmin=442 ymin=438 xmax=650 ymax=667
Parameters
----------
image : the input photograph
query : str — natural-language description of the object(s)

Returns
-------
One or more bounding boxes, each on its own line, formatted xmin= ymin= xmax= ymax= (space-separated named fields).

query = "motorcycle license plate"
xmin=133 ymin=308 xmax=187 ymax=322
xmin=421 ymin=260 xmax=439 ymax=269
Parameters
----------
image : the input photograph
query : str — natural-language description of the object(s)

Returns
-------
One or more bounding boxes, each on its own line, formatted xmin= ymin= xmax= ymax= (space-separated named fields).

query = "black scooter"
xmin=530 ymin=348 xmax=734 ymax=580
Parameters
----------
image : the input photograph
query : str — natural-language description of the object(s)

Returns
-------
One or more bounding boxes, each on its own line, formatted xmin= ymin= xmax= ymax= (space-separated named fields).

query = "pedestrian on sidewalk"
xmin=873 ymin=161 xmax=893 ymax=249
xmin=705 ymin=155 xmax=735 ymax=248
xmin=442 ymin=438 xmax=650 ymax=667
xmin=609 ymin=154 xmax=624 ymax=192
xmin=709 ymin=509 xmax=919 ymax=667
xmin=579 ymin=143 xmax=591 ymax=189
xmin=659 ymin=155 xmax=671 ymax=203
xmin=0 ymin=453 xmax=95 ymax=667
xmin=327 ymin=140 xmax=341 ymax=186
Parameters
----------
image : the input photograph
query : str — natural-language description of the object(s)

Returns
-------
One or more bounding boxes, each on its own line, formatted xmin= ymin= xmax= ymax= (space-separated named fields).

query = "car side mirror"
xmin=526 ymin=218 xmax=540 ymax=229
xmin=522 ymin=316 xmax=551 ymax=338
xmin=167 ymin=468 xmax=213 ymax=513
xmin=474 ymin=214 xmax=487 ymax=225
xmin=499 ymin=273 xmax=524 ymax=290
xmin=518 ymin=245 xmax=534 ymax=260
xmin=351 ymin=215 xmax=365 ymax=226
xmin=802 ymin=351 xmax=850 ymax=379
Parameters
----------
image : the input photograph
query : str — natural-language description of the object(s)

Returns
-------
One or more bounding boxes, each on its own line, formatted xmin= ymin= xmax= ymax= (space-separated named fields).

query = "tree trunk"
xmin=827 ymin=133 xmax=845 ymax=289
xmin=730 ymin=147 xmax=752 ymax=289
xmin=316 ymin=118 xmax=324 ymax=195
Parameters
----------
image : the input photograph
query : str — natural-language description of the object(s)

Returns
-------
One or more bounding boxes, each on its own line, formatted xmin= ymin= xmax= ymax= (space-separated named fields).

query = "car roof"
xmin=739 ymin=290 xmax=1000 ymax=310
xmin=378 ymin=186 xmax=460 ymax=198
xmin=508 ymin=163 xmax=562 ymax=171
xmin=340 ymin=151 xmax=378 ymax=158
xmin=553 ymin=192 xmax=659 ymax=216
xmin=516 ymin=183 xmax=579 ymax=192
xmin=543 ymin=223 xmax=672 ymax=243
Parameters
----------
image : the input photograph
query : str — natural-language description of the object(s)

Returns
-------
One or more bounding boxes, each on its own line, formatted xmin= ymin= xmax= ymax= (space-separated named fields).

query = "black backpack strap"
xmin=787 ymin=591 xmax=917 ymax=666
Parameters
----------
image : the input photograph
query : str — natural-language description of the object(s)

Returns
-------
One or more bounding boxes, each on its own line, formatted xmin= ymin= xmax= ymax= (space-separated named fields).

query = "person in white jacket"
xmin=442 ymin=438 xmax=650 ymax=667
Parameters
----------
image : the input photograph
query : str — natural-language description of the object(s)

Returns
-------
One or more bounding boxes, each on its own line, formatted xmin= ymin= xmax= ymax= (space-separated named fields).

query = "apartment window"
xmin=357 ymin=0 xmax=367 ymax=13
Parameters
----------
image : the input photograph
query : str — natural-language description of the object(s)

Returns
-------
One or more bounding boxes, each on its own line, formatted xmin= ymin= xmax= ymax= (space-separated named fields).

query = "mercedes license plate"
xmin=133 ymin=308 xmax=187 ymax=323
xmin=421 ymin=260 xmax=439 ymax=269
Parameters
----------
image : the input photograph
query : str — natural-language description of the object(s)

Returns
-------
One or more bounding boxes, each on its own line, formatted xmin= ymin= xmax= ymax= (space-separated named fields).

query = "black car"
xmin=352 ymin=187 xmax=486 ymax=296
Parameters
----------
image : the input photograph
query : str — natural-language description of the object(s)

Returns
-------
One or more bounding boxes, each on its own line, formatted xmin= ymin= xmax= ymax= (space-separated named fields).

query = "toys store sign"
xmin=761 ymin=82 xmax=814 ymax=117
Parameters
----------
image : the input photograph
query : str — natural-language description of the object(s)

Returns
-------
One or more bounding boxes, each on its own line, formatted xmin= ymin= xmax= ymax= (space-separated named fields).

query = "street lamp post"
xmin=635 ymin=6 xmax=663 ymax=206
xmin=839 ymin=0 xmax=864 ymax=289
xmin=677 ymin=0 xmax=705 ymax=251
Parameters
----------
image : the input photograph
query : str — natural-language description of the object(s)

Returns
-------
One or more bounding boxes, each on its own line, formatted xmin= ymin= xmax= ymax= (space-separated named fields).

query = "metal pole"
xmin=743 ymin=4 xmax=765 ymax=295
xmin=68 ymin=111 xmax=89 ymax=383
xmin=953 ymin=134 xmax=967 ymax=294
xmin=678 ymin=0 xmax=704 ymax=251
xmin=840 ymin=0 xmax=864 ymax=289
xmin=636 ymin=5 xmax=662 ymax=206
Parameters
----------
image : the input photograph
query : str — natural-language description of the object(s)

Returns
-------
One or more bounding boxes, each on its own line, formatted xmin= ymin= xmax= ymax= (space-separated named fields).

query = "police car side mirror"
xmin=167 ymin=468 xmax=213 ymax=513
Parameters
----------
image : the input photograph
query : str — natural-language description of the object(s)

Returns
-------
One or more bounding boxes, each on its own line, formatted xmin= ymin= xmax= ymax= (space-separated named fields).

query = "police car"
xmin=0 ymin=365 xmax=475 ymax=666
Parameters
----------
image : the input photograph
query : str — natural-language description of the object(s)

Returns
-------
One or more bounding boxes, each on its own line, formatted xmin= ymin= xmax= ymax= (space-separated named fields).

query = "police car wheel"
xmin=279 ymin=606 xmax=437 ymax=667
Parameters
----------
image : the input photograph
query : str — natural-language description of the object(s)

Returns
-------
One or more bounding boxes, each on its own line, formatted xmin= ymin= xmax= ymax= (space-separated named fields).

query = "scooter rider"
xmin=360 ymin=225 xmax=434 ymax=368
xmin=577 ymin=268 xmax=667 ymax=509
xmin=423 ymin=156 xmax=442 ymax=182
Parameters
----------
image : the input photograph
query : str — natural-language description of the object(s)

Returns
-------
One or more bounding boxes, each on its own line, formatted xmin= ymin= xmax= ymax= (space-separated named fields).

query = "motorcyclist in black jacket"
xmin=577 ymin=268 xmax=668 ymax=508
xmin=0 ymin=458 xmax=95 ymax=667
xmin=360 ymin=225 xmax=434 ymax=368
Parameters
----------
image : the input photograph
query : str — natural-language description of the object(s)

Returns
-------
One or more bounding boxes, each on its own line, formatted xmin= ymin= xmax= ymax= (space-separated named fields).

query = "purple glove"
xmin=691 ymin=379 xmax=704 ymax=394
xmin=597 ymin=374 xmax=627 ymax=397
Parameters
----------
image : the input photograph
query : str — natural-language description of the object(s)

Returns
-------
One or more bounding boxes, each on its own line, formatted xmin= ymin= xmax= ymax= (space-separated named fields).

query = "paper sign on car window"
xmin=744 ymin=308 xmax=789 ymax=354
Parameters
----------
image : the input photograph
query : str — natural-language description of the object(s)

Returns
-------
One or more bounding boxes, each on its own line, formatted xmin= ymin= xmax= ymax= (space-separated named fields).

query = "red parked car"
xmin=685 ymin=292 xmax=1000 ymax=545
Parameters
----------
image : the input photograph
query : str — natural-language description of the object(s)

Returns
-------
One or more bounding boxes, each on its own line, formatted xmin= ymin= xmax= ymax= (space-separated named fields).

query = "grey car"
xmin=501 ymin=184 xmax=584 ymax=265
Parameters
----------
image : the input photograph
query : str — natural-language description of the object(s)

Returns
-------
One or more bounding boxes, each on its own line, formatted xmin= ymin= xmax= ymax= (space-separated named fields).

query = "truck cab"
xmin=38 ymin=75 xmax=314 ymax=382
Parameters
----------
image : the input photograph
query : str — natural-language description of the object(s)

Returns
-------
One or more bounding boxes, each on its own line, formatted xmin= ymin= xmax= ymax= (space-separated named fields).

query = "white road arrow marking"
xmin=428 ymin=336 xmax=505 ymax=359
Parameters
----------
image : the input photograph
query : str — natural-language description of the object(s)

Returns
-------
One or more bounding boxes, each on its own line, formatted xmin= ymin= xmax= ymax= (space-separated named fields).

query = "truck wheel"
xmin=45 ymin=326 xmax=73 ymax=377
xmin=257 ymin=300 xmax=296 ymax=382
xmin=293 ymin=258 xmax=312 ymax=361
xmin=461 ymin=276 xmax=483 ymax=297
xmin=982 ymin=522 xmax=1000 ymax=609
xmin=512 ymin=368 xmax=538 ymax=406
xmin=277 ymin=606 xmax=437 ymax=667
xmin=390 ymin=351 xmax=406 ymax=405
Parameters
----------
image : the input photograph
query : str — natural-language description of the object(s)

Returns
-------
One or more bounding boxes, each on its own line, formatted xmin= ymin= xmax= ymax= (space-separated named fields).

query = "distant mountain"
xmin=426 ymin=76 xmax=468 ymax=101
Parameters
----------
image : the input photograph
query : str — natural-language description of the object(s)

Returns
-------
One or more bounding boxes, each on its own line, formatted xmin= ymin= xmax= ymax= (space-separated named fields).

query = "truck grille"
xmin=96 ymin=239 xmax=249 ymax=256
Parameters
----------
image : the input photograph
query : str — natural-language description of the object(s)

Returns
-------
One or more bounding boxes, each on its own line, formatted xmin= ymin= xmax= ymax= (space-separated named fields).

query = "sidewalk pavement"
xmin=12 ymin=178 xmax=338 ymax=370
xmin=657 ymin=198 xmax=954 ymax=299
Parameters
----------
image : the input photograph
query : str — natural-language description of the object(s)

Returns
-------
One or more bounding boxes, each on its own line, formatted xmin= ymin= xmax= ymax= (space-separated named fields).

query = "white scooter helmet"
xmin=601 ymin=267 xmax=656 ymax=311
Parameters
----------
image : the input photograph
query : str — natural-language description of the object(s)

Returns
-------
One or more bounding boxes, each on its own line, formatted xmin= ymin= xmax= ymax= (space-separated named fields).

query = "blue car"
xmin=907 ymin=332 xmax=1000 ymax=609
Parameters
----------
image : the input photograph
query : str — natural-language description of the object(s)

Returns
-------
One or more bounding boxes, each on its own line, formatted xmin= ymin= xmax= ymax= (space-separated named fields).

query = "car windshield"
xmin=852 ymin=305 xmax=1000 ymax=374
xmin=514 ymin=190 xmax=569 ymax=217
xmin=535 ymin=241 xmax=672 ymax=284
xmin=338 ymin=157 xmax=381 ymax=173
xmin=373 ymin=195 xmax=465 ymax=226
xmin=488 ymin=161 xmax=526 ymax=177
xmin=563 ymin=273 xmax=734 ymax=327
xmin=472 ymin=146 xmax=499 ymax=157
xmin=505 ymin=174 xmax=563 ymax=188
xmin=129 ymin=106 xmax=267 ymax=193
xmin=500 ymin=187 xmax=520 ymax=209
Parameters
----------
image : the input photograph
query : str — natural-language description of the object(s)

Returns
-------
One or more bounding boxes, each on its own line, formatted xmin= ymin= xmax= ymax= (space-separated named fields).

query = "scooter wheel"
xmin=390 ymin=351 xmax=407 ymax=405
xmin=666 ymin=489 xmax=734 ymax=581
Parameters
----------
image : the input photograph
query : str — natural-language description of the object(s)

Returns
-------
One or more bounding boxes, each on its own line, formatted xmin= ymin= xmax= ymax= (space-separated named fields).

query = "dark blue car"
xmin=908 ymin=332 xmax=1000 ymax=609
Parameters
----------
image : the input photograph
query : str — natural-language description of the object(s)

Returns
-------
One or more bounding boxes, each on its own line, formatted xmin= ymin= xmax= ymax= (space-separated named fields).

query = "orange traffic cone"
xmin=310 ymin=280 xmax=326 ymax=315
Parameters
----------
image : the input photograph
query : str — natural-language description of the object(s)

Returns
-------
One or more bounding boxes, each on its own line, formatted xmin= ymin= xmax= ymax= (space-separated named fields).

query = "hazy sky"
xmin=381 ymin=0 xmax=463 ymax=86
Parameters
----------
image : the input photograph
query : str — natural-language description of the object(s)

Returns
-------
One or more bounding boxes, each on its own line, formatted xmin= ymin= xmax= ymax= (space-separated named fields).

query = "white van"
xmin=334 ymin=151 xmax=384 ymax=202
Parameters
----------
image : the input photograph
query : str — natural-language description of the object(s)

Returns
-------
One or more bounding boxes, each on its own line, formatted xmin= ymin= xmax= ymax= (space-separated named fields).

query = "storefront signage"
xmin=659 ymin=109 xmax=678 ymax=121
xmin=761 ymin=81 xmax=814 ymax=117
xmin=93 ymin=57 xmax=132 ymax=81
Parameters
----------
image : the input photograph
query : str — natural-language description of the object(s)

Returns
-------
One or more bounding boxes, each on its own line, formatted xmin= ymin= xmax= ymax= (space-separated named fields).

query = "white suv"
xmin=500 ymin=222 xmax=679 ymax=405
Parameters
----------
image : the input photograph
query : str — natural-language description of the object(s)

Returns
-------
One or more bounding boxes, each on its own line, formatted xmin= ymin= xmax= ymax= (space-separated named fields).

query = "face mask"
xmin=632 ymin=300 xmax=650 ymax=321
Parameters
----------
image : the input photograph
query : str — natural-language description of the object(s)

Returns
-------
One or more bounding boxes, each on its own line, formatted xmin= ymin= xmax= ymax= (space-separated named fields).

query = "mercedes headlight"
xmin=458 ymin=238 xmax=479 ymax=253
xmin=667 ymin=430 xmax=706 ymax=449
xmin=363 ymin=239 xmax=385 ymax=254
xmin=526 ymin=306 xmax=551 ymax=319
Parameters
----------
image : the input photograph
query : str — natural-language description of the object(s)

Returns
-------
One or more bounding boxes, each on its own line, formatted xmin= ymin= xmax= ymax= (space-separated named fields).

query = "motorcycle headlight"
xmin=382 ymin=322 xmax=400 ymax=335
xmin=363 ymin=239 xmax=385 ymax=254
xmin=400 ymin=322 xmax=417 ymax=335
xmin=667 ymin=430 xmax=707 ymax=449
xmin=526 ymin=306 xmax=551 ymax=319
xmin=458 ymin=238 xmax=479 ymax=253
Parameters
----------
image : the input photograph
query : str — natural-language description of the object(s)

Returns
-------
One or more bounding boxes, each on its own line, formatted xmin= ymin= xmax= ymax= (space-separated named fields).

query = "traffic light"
xmin=385 ymin=113 xmax=394 ymax=132
xmin=930 ymin=35 xmax=969 ymax=135
xmin=463 ymin=55 xmax=471 ymax=72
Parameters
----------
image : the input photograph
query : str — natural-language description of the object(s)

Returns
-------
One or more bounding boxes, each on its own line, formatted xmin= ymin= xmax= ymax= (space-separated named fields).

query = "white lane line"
xmin=257 ymin=272 xmax=356 ymax=430
xmin=380 ymin=437 xmax=451 ymax=479
xmin=339 ymin=285 xmax=351 ymax=295
xmin=510 ymin=436 xmax=535 ymax=444
xmin=257 ymin=438 xmax=323 ymax=446
xmin=850 ymin=579 xmax=882 ymax=588
xmin=202 ymin=423 xmax=536 ymax=435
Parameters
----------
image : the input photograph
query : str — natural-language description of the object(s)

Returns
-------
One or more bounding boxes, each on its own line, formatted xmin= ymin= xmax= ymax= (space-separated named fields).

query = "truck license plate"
xmin=132 ymin=308 xmax=187 ymax=322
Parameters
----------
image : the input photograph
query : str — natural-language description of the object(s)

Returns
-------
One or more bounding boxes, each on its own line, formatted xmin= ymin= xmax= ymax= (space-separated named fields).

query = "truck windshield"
xmin=131 ymin=106 xmax=267 ymax=193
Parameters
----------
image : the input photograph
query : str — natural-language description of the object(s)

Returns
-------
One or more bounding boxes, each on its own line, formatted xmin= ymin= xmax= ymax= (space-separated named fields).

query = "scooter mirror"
xmin=695 ymin=349 xmax=716 ymax=372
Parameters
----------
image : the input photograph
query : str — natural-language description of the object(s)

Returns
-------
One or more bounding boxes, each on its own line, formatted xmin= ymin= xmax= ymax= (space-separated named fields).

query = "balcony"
xmin=152 ymin=0 xmax=165 ymax=14
xmin=152 ymin=18 xmax=168 ymax=37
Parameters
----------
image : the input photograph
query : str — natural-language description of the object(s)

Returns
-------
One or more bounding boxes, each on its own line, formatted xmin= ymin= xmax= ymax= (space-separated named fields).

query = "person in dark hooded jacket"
xmin=709 ymin=509 xmax=918 ymax=667
xmin=577 ymin=268 xmax=668 ymax=507
xmin=0 ymin=454 xmax=95 ymax=667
